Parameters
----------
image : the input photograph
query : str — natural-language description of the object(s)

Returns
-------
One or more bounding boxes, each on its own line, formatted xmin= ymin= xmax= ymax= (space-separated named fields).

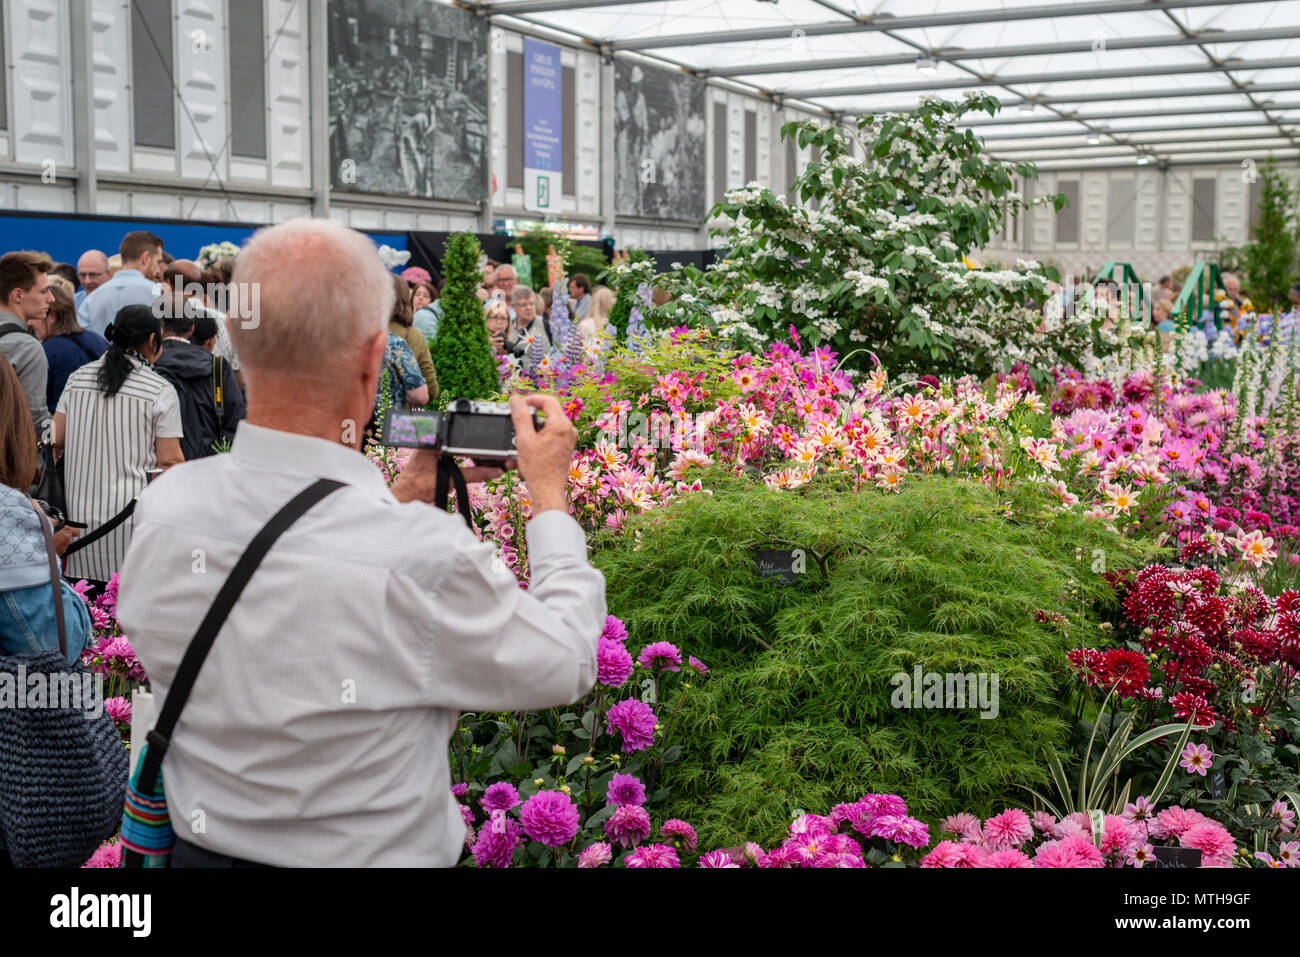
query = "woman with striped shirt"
xmin=53 ymin=304 xmax=184 ymax=587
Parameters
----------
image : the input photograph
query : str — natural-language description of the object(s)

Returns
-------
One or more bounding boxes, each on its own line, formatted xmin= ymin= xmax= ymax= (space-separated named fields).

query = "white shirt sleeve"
xmin=419 ymin=509 xmax=605 ymax=712
xmin=154 ymin=381 xmax=185 ymax=439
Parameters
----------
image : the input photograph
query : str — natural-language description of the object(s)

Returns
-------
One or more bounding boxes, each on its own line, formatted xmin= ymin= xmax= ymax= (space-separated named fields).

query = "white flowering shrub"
xmin=651 ymin=94 xmax=1071 ymax=378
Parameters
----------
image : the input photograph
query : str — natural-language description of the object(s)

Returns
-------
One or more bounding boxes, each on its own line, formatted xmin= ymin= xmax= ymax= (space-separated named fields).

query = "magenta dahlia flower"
xmin=597 ymin=637 xmax=633 ymax=688
xmin=605 ymin=772 xmax=646 ymax=807
xmin=481 ymin=782 xmax=521 ymax=813
xmin=471 ymin=818 xmax=522 ymax=868
xmin=82 ymin=842 xmax=122 ymax=868
xmin=982 ymin=808 xmax=1034 ymax=850
xmin=601 ymin=615 xmax=628 ymax=643
xmin=688 ymin=656 xmax=709 ymax=675
xmin=697 ymin=849 xmax=739 ymax=868
xmin=605 ymin=698 xmax=657 ymax=753
xmin=637 ymin=641 xmax=683 ymax=672
xmin=577 ymin=841 xmax=612 ymax=868
xmin=868 ymin=814 xmax=930 ymax=849
xmin=604 ymin=803 xmax=652 ymax=848
xmin=519 ymin=790 xmax=580 ymax=847
xmin=104 ymin=696 xmax=132 ymax=726
xmin=625 ymin=843 xmax=681 ymax=868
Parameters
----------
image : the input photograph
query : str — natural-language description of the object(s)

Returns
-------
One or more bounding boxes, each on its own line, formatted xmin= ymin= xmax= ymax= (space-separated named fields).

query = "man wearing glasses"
xmin=75 ymin=250 xmax=111 ymax=309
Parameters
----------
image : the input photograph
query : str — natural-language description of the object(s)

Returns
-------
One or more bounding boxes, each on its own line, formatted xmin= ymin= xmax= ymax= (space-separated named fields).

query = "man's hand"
xmin=390 ymin=449 xmax=504 ymax=505
xmin=510 ymin=393 xmax=575 ymax=515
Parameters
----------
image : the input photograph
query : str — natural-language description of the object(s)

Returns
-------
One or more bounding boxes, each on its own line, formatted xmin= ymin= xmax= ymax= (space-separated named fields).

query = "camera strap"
xmin=434 ymin=454 xmax=475 ymax=531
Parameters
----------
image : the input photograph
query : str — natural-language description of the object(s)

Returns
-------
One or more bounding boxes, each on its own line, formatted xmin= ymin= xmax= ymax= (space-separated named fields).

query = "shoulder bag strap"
xmin=30 ymin=501 xmax=67 ymax=659
xmin=135 ymin=478 xmax=344 ymax=793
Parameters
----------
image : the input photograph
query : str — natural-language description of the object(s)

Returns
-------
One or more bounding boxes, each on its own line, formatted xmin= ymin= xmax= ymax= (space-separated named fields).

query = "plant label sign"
xmin=1150 ymin=846 xmax=1202 ymax=868
xmin=1209 ymin=767 xmax=1226 ymax=800
xmin=755 ymin=549 xmax=802 ymax=584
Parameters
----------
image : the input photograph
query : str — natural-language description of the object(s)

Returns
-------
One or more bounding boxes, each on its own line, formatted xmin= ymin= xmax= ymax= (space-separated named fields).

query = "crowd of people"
xmin=1048 ymin=269 xmax=1300 ymax=348
xmin=0 ymin=235 xmax=252 ymax=590
xmin=0 ymin=219 xmax=601 ymax=868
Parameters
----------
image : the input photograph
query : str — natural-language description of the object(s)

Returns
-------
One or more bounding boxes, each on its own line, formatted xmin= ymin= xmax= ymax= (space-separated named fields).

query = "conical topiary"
xmin=430 ymin=232 xmax=499 ymax=407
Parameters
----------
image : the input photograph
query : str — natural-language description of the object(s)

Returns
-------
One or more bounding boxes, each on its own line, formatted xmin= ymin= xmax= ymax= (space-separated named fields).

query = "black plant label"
xmin=755 ymin=549 xmax=800 ymax=584
xmin=1150 ymin=846 xmax=1203 ymax=868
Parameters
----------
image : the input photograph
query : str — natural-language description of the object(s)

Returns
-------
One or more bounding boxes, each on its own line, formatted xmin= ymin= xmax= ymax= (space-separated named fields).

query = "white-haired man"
xmin=117 ymin=219 xmax=604 ymax=867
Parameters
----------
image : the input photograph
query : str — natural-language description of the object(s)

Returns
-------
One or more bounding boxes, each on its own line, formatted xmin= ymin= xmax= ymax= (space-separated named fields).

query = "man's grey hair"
xmin=230 ymin=218 xmax=394 ymax=379
xmin=495 ymin=263 xmax=516 ymax=280
xmin=510 ymin=284 xmax=535 ymax=304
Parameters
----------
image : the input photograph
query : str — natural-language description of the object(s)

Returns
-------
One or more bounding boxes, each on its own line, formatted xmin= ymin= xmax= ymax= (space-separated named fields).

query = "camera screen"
xmin=446 ymin=413 xmax=515 ymax=452
xmin=384 ymin=409 xmax=442 ymax=448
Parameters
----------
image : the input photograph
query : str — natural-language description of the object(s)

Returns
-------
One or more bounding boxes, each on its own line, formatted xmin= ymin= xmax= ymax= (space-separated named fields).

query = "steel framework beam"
xmin=961 ymin=101 xmax=1300 ymax=128
xmin=979 ymin=117 xmax=1288 ymax=142
xmin=607 ymin=0 xmax=1240 ymax=51
xmin=703 ymin=25 xmax=1300 ymax=79
xmin=785 ymin=56 xmax=1300 ymax=101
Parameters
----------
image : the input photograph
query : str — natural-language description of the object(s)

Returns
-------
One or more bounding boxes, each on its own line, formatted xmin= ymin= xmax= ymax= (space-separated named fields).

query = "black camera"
xmin=381 ymin=399 xmax=541 ymax=463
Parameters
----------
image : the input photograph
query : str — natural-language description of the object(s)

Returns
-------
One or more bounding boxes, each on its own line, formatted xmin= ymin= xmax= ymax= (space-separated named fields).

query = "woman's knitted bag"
xmin=0 ymin=496 xmax=128 ymax=866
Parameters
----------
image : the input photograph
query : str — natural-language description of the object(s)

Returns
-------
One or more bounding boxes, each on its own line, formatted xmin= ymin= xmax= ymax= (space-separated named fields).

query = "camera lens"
xmin=452 ymin=398 xmax=471 ymax=413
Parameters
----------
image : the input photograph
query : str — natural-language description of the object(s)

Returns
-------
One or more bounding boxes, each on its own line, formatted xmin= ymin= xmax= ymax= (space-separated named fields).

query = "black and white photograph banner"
xmin=614 ymin=60 xmax=707 ymax=221
xmin=328 ymin=0 xmax=488 ymax=201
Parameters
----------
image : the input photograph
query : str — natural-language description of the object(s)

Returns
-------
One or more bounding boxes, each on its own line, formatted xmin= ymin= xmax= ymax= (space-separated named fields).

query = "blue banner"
xmin=523 ymin=37 xmax=562 ymax=211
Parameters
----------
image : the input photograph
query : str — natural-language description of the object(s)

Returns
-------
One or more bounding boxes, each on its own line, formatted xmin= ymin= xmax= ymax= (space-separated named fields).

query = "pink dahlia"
xmin=1150 ymin=805 xmax=1206 ymax=840
xmin=480 ymin=782 xmax=521 ymax=813
xmin=601 ymin=615 xmax=628 ymax=643
xmin=597 ymin=637 xmax=634 ymax=688
xmin=978 ymin=849 xmax=1034 ymax=868
xmin=920 ymin=841 xmax=985 ymax=868
xmin=637 ymin=641 xmax=683 ymax=672
xmin=1180 ymin=820 xmax=1236 ymax=867
xmin=606 ymin=772 xmax=647 ymax=807
xmin=858 ymin=793 xmax=909 ymax=817
xmin=82 ymin=842 xmax=122 ymax=868
xmin=941 ymin=812 xmax=983 ymax=842
xmin=1101 ymin=814 xmax=1136 ymax=856
xmin=605 ymin=698 xmax=657 ymax=753
xmin=625 ymin=843 xmax=681 ymax=868
xmin=471 ymin=818 xmax=521 ymax=868
xmin=757 ymin=846 xmax=798 ymax=868
xmin=698 ymin=849 xmax=740 ymax=868
xmin=450 ymin=782 xmax=468 ymax=798
xmin=458 ymin=802 xmax=475 ymax=829
xmin=1034 ymin=835 xmax=1104 ymax=868
xmin=868 ymin=814 xmax=930 ymax=849
xmin=660 ymin=819 xmax=698 ymax=853
xmin=982 ymin=809 xmax=1034 ymax=850
xmin=577 ymin=841 xmax=612 ymax=868
xmin=519 ymin=790 xmax=580 ymax=847
xmin=104 ymin=695 xmax=132 ymax=726
xmin=688 ymin=656 xmax=709 ymax=675
xmin=811 ymin=852 xmax=868 ymax=868
xmin=604 ymin=803 xmax=652 ymax=848
xmin=1032 ymin=811 xmax=1058 ymax=836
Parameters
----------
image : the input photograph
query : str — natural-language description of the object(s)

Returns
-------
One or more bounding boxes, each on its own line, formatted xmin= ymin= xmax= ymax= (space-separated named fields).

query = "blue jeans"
xmin=0 ymin=580 xmax=94 ymax=665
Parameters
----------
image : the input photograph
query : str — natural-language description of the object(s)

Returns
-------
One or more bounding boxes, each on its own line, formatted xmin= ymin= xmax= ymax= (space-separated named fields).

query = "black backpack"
xmin=155 ymin=352 xmax=228 ymax=461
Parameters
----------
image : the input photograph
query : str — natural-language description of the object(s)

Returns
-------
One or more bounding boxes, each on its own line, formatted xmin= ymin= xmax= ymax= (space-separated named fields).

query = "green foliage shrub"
xmin=592 ymin=471 xmax=1160 ymax=848
xmin=430 ymin=232 xmax=499 ymax=408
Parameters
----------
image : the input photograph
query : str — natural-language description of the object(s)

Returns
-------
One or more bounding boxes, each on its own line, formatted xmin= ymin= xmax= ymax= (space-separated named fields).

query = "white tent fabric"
xmin=476 ymin=0 xmax=1300 ymax=167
